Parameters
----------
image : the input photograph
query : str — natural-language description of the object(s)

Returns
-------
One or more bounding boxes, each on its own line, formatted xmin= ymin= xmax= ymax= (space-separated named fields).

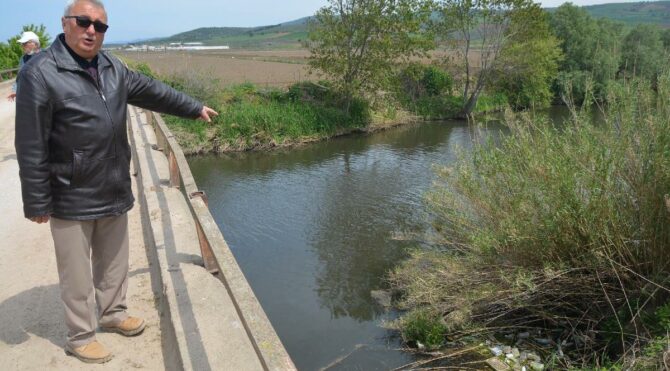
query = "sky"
xmin=0 ymin=0 xmax=655 ymax=44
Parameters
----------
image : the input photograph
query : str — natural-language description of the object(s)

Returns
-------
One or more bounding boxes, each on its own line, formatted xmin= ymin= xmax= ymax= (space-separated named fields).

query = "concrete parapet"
xmin=127 ymin=106 xmax=295 ymax=371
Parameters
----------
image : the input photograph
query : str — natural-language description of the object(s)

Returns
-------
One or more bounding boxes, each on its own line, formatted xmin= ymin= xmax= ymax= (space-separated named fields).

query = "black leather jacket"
xmin=15 ymin=34 xmax=203 ymax=220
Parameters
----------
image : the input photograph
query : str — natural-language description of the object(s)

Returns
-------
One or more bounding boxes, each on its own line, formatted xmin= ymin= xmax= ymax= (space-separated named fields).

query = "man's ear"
xmin=61 ymin=17 xmax=67 ymax=31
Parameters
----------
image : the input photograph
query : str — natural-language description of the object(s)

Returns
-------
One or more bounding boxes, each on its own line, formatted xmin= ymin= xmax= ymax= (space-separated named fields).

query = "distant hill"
xmin=150 ymin=17 xmax=312 ymax=49
xmin=133 ymin=2 xmax=669 ymax=49
xmin=581 ymin=1 xmax=670 ymax=27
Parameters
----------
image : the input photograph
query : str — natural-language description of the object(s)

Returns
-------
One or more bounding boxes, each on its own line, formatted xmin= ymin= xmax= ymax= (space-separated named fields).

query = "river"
xmin=188 ymin=109 xmax=571 ymax=370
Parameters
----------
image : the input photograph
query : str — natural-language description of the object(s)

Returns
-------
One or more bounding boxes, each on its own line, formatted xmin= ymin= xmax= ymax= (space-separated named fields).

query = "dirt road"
xmin=0 ymin=81 xmax=167 ymax=370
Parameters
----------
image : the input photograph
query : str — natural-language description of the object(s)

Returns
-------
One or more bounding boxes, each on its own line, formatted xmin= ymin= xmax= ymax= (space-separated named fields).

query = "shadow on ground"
xmin=0 ymin=267 xmax=154 ymax=349
xmin=0 ymin=284 xmax=65 ymax=348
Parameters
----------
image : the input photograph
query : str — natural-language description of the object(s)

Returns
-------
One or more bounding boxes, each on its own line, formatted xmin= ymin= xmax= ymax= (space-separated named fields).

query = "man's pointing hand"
xmin=199 ymin=106 xmax=219 ymax=123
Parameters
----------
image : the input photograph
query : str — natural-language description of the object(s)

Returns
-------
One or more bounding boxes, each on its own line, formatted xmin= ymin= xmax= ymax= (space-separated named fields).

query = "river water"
xmin=188 ymin=110 xmax=570 ymax=370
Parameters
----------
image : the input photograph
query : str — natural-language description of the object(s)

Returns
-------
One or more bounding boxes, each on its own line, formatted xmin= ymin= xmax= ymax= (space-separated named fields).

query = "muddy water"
xmin=187 ymin=115 xmax=550 ymax=370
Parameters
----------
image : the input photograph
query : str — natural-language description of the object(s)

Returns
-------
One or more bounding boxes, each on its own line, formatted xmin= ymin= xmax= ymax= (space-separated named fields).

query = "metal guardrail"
xmin=143 ymin=110 xmax=296 ymax=371
xmin=0 ymin=68 xmax=19 ymax=81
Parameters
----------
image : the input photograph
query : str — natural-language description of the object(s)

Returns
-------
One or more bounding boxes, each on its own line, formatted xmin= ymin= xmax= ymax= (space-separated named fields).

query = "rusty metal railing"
xmin=0 ymin=68 xmax=19 ymax=81
xmin=141 ymin=109 xmax=296 ymax=371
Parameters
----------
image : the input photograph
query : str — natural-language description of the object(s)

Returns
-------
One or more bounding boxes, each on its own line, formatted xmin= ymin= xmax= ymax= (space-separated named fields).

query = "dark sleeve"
xmin=125 ymin=68 xmax=203 ymax=118
xmin=15 ymin=69 xmax=53 ymax=218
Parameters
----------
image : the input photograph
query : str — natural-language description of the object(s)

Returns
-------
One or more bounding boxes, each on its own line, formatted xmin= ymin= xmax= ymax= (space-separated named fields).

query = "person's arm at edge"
xmin=7 ymin=57 xmax=24 ymax=102
xmin=15 ymin=67 xmax=53 ymax=223
xmin=7 ymin=86 xmax=17 ymax=102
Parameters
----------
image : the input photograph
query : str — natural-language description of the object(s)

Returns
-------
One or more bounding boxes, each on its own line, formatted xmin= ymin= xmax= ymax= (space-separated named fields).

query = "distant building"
xmin=121 ymin=42 xmax=230 ymax=51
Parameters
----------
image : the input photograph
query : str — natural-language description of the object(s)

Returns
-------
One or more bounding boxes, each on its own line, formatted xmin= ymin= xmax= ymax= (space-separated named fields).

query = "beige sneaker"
xmin=101 ymin=316 xmax=146 ymax=336
xmin=65 ymin=341 xmax=113 ymax=364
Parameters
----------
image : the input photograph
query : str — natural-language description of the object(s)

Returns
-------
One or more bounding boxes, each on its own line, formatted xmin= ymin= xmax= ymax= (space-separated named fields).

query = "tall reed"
xmin=391 ymin=73 xmax=670 ymax=368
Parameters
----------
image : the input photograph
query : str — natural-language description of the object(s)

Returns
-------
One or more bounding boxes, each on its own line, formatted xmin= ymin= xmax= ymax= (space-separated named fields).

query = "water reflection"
xmin=188 ymin=120 xmax=504 ymax=370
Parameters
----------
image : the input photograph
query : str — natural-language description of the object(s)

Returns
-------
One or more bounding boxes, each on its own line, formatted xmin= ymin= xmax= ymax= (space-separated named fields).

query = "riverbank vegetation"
xmin=152 ymin=2 xmax=667 ymax=154
xmin=143 ymin=0 xmax=557 ymax=152
xmin=147 ymin=63 xmax=508 ymax=154
xmin=128 ymin=3 xmax=670 ymax=365
xmin=158 ymin=72 xmax=372 ymax=153
xmin=386 ymin=6 xmax=670 ymax=369
xmin=390 ymin=66 xmax=670 ymax=370
xmin=137 ymin=1 xmax=670 ymax=155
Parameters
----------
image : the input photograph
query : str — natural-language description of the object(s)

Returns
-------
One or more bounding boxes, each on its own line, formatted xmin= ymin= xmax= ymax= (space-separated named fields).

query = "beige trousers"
xmin=50 ymin=213 xmax=130 ymax=349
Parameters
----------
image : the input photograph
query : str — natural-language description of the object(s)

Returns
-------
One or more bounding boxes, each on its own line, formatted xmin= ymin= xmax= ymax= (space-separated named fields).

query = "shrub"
xmin=397 ymin=63 xmax=452 ymax=101
xmin=132 ymin=62 xmax=156 ymax=79
xmin=474 ymin=92 xmax=508 ymax=113
xmin=399 ymin=308 xmax=448 ymax=350
xmin=423 ymin=66 xmax=452 ymax=96
xmin=391 ymin=73 xmax=670 ymax=367
xmin=395 ymin=64 xmax=457 ymax=119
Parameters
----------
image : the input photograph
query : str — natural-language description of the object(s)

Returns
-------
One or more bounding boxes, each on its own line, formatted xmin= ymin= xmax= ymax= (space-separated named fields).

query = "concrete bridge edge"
xmin=126 ymin=105 xmax=295 ymax=370
xmin=127 ymin=108 xmax=188 ymax=370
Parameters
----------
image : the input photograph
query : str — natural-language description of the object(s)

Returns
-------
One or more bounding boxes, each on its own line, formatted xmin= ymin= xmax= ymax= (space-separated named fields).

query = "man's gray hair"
xmin=64 ymin=0 xmax=105 ymax=16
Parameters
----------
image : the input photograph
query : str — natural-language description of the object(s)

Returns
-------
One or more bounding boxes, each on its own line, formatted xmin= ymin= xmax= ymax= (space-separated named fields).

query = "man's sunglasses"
xmin=64 ymin=15 xmax=109 ymax=33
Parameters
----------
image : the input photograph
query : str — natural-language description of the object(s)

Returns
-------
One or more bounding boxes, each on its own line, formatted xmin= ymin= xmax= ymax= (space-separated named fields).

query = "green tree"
xmin=493 ymin=4 xmax=563 ymax=108
xmin=549 ymin=4 xmax=623 ymax=101
xmin=0 ymin=45 xmax=16 ymax=70
xmin=0 ymin=24 xmax=51 ymax=70
xmin=307 ymin=0 xmax=433 ymax=111
xmin=620 ymin=24 xmax=664 ymax=82
xmin=549 ymin=3 xmax=594 ymax=72
xmin=433 ymin=0 xmax=540 ymax=116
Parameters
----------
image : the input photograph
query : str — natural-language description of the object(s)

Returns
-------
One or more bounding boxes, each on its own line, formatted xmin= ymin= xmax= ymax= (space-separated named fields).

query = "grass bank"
xmin=390 ymin=75 xmax=670 ymax=369
xmin=163 ymin=78 xmax=375 ymax=153
xmin=160 ymin=71 xmax=428 ymax=154
xmin=128 ymin=61 xmax=506 ymax=154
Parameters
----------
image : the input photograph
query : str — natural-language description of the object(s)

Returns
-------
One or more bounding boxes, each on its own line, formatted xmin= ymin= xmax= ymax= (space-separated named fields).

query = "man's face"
xmin=21 ymin=41 xmax=39 ymax=55
xmin=62 ymin=1 xmax=107 ymax=60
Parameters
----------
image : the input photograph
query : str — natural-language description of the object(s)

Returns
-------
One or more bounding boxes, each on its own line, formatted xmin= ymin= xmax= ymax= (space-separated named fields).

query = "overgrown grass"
xmin=474 ymin=92 xmax=509 ymax=113
xmin=394 ymin=63 xmax=507 ymax=119
xmin=399 ymin=95 xmax=462 ymax=119
xmin=390 ymin=74 xmax=670 ymax=368
xmin=399 ymin=309 xmax=448 ymax=350
xmin=395 ymin=63 xmax=454 ymax=119
xmin=160 ymin=73 xmax=370 ymax=153
xmin=126 ymin=61 xmax=512 ymax=153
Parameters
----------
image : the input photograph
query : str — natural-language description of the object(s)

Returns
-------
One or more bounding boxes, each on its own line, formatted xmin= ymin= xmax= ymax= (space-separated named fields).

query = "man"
xmin=7 ymin=31 xmax=41 ymax=101
xmin=14 ymin=0 xmax=218 ymax=364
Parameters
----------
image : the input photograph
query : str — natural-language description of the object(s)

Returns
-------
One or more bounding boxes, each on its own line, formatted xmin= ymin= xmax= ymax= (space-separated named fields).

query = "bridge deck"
xmin=0 ymin=81 xmax=293 ymax=370
xmin=0 ymin=82 xmax=166 ymax=369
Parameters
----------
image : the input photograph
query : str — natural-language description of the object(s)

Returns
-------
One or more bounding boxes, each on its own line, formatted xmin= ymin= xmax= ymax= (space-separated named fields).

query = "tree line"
xmin=307 ymin=0 xmax=670 ymax=116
